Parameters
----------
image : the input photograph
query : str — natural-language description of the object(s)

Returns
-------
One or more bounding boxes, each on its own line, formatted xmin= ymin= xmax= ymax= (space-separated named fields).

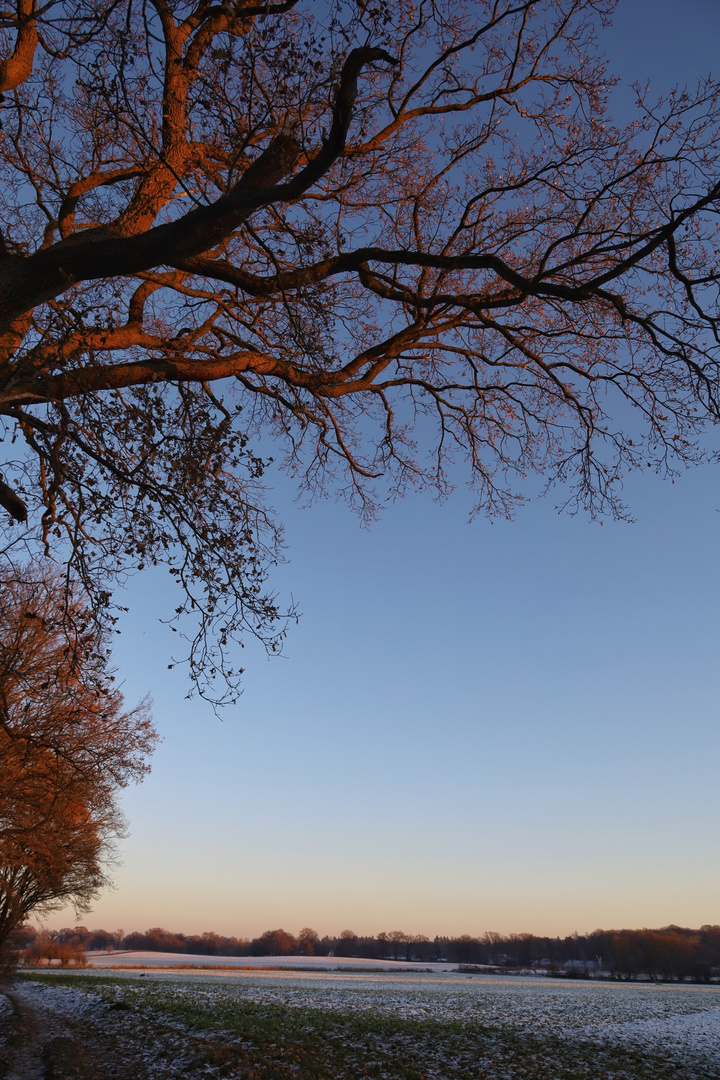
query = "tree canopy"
xmin=0 ymin=0 xmax=719 ymax=700
xmin=0 ymin=569 xmax=156 ymax=951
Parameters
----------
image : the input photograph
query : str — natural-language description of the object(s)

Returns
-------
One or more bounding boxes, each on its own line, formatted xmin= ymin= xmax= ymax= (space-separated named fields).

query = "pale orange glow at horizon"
xmin=43 ymin=798 xmax=720 ymax=939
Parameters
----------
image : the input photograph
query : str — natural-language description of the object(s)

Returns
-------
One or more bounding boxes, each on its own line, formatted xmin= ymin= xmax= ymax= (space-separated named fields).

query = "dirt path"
xmin=0 ymin=981 xmax=212 ymax=1080
xmin=0 ymin=983 xmax=110 ymax=1079
xmin=1 ymin=988 xmax=56 ymax=1079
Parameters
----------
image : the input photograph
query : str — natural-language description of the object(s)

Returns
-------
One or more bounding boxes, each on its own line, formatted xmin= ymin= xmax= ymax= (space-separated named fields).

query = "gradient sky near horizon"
xmin=45 ymin=0 xmax=720 ymax=941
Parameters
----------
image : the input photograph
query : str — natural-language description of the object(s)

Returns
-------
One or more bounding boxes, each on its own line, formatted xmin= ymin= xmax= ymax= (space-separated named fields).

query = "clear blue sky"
xmin=47 ymin=0 xmax=720 ymax=941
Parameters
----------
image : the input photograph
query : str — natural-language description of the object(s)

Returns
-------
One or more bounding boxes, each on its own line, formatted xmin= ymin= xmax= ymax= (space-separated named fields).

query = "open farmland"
xmin=3 ymin=968 xmax=719 ymax=1079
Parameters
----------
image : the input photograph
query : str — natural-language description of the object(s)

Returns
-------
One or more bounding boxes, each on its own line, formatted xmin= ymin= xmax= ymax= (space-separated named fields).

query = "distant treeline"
xmin=11 ymin=923 xmax=720 ymax=981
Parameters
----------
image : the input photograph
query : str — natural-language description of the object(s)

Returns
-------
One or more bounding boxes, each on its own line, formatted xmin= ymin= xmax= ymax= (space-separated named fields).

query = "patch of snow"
xmin=86 ymin=950 xmax=446 ymax=971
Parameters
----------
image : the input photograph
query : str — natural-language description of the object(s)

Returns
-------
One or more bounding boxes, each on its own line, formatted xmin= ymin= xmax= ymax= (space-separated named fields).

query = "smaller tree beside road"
xmin=0 ymin=568 xmax=157 ymax=957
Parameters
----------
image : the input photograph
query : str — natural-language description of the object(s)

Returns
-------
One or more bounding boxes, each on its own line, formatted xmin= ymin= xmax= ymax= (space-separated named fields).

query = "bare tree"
xmin=387 ymin=930 xmax=408 ymax=961
xmin=0 ymin=1 xmax=719 ymax=700
xmin=297 ymin=926 xmax=320 ymax=955
xmin=0 ymin=569 xmax=156 ymax=954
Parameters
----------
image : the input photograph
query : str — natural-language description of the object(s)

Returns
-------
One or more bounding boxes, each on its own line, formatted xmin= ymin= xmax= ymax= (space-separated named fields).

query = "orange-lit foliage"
xmin=21 ymin=929 xmax=88 ymax=967
xmin=1 ymin=2 xmax=720 ymax=700
xmin=604 ymin=927 xmax=701 ymax=981
xmin=0 ymin=570 xmax=156 ymax=952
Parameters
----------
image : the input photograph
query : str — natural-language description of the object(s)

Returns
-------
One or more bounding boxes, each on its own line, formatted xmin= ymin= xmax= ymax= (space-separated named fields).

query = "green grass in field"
xmin=16 ymin=972 xmax=710 ymax=1080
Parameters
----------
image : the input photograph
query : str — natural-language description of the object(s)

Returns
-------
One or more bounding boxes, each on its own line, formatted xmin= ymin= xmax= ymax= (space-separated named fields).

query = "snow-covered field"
xmin=86 ymin=950 xmax=447 ymax=970
xmin=24 ymin=966 xmax=720 ymax=1078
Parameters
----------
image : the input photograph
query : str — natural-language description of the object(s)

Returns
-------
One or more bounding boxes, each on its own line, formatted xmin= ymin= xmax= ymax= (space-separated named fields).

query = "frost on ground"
xmin=131 ymin=971 xmax=720 ymax=1076
xmin=7 ymin=970 xmax=720 ymax=1079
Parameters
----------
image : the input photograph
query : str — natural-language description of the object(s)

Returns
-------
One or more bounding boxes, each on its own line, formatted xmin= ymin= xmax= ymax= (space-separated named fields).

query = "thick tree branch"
xmin=0 ymin=0 xmax=38 ymax=93
xmin=1 ymin=0 xmax=719 ymax=700
xmin=0 ymin=475 xmax=26 ymax=521
xmin=0 ymin=47 xmax=396 ymax=332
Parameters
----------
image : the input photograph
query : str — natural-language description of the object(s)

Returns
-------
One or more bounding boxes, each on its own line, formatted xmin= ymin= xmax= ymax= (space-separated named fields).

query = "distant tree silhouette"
xmin=251 ymin=929 xmax=298 ymax=956
xmin=297 ymin=927 xmax=321 ymax=956
xmin=335 ymin=930 xmax=358 ymax=958
xmin=15 ymin=920 xmax=720 ymax=979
